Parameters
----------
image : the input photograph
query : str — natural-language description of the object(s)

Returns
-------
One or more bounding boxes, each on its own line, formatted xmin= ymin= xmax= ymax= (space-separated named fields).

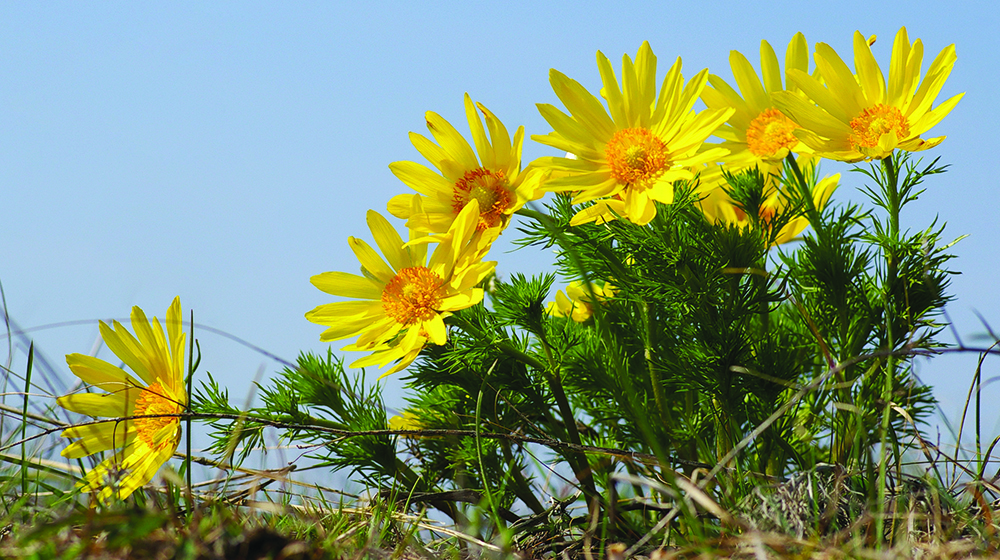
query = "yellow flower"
xmin=698 ymin=164 xmax=839 ymax=246
xmin=388 ymin=410 xmax=422 ymax=432
xmin=772 ymin=27 xmax=963 ymax=161
xmin=701 ymin=33 xmax=814 ymax=166
xmin=547 ymin=281 xmax=616 ymax=323
xmin=57 ymin=297 xmax=186 ymax=502
xmin=388 ymin=410 xmax=427 ymax=440
xmin=306 ymin=200 xmax=496 ymax=377
xmin=532 ymin=41 xmax=733 ymax=226
xmin=387 ymin=94 xmax=545 ymax=234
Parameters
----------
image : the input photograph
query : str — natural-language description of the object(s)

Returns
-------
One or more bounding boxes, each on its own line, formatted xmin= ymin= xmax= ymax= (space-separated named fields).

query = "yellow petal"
xmin=65 ymin=353 xmax=141 ymax=393
xmin=772 ymin=88 xmax=852 ymax=140
xmin=367 ymin=210 xmax=407 ymax=273
xmin=478 ymin=102 xmax=513 ymax=171
xmin=409 ymin=132 xmax=451 ymax=176
xmin=570 ymin=200 xmax=626 ymax=226
xmin=759 ymin=40 xmax=782 ymax=94
xmin=306 ymin=300 xmax=382 ymax=323
xmin=130 ymin=306 xmax=169 ymax=380
xmin=533 ymin=107 xmax=601 ymax=159
xmin=61 ymin=421 xmax=133 ymax=458
xmin=853 ymin=30 xmax=886 ymax=106
xmin=438 ymin=290 xmax=484 ymax=311
xmin=731 ymin=50 xmax=769 ymax=114
xmin=464 ymin=94 xmax=494 ymax=170
xmin=165 ymin=297 xmax=184 ymax=381
xmin=887 ymin=27 xmax=914 ymax=107
xmin=423 ymin=315 xmax=447 ymax=345
xmin=57 ymin=392 xmax=134 ymax=418
xmin=99 ymin=320 xmax=154 ymax=387
xmin=549 ymin=69 xmax=616 ymax=141
xmin=97 ymin=437 xmax=177 ymax=501
xmin=310 ymin=271 xmax=383 ymax=299
xmin=307 ymin=309 xmax=382 ymax=342
xmin=597 ymin=49 xmax=627 ymax=125
xmin=387 ymin=193 xmax=416 ymax=220
xmin=389 ymin=161 xmax=453 ymax=197
xmin=813 ymin=43 xmax=866 ymax=118
xmin=785 ymin=32 xmax=809 ymax=79
xmin=349 ymin=234 xmax=395 ymax=284
xmin=907 ymin=92 xmax=963 ymax=137
xmin=632 ymin=42 xmax=658 ymax=125
xmin=906 ymin=44 xmax=957 ymax=120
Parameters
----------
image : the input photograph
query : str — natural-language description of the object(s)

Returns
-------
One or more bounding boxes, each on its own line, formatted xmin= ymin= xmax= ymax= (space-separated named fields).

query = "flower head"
xmin=701 ymin=33 xmax=814 ymax=166
xmin=772 ymin=27 xmax=963 ymax=161
xmin=388 ymin=410 xmax=422 ymax=432
xmin=532 ymin=42 xmax=733 ymax=226
xmin=57 ymin=297 xmax=186 ymax=502
xmin=306 ymin=200 xmax=496 ymax=377
xmin=387 ymin=94 xmax=545 ymax=234
xmin=699 ymin=164 xmax=839 ymax=246
xmin=547 ymin=281 xmax=616 ymax=323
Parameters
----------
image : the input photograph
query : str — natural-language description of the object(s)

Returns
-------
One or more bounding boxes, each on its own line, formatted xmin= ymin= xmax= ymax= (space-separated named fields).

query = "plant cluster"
xmin=8 ymin=25 xmax=995 ymax=557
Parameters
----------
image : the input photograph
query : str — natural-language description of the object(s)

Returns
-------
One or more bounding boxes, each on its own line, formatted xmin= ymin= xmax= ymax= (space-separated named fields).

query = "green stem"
xmin=186 ymin=310 xmax=195 ymax=511
xmin=515 ymin=207 xmax=631 ymax=283
xmin=876 ymin=154 xmax=900 ymax=546
xmin=447 ymin=314 xmax=548 ymax=372
xmin=21 ymin=342 xmax=34 ymax=499
xmin=545 ymin=370 xmax=599 ymax=504
xmin=641 ymin=300 xmax=668 ymax=424
xmin=474 ymin=387 xmax=505 ymax=531
xmin=447 ymin=313 xmax=599 ymax=512
xmin=784 ymin=153 xmax=821 ymax=223
xmin=500 ymin=440 xmax=545 ymax=514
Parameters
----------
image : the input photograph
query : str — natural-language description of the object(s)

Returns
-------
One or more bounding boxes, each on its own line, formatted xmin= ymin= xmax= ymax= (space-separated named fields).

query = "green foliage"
xmin=191 ymin=153 xmax=970 ymax=550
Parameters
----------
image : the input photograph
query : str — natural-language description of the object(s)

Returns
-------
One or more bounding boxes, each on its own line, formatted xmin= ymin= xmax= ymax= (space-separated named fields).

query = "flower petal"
xmin=349 ymin=235 xmax=395 ymax=284
xmin=61 ymin=420 xmax=134 ymax=459
xmin=57 ymin=392 xmax=134 ymax=418
xmin=310 ymin=271 xmax=383 ymax=299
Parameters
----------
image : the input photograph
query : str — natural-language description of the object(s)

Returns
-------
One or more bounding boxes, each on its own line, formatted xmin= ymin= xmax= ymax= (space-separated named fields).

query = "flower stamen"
xmin=849 ymin=104 xmax=910 ymax=150
xmin=604 ymin=128 xmax=669 ymax=190
xmin=452 ymin=168 xmax=513 ymax=230
xmin=132 ymin=382 xmax=178 ymax=446
xmin=745 ymin=109 xmax=798 ymax=158
xmin=381 ymin=267 xmax=446 ymax=326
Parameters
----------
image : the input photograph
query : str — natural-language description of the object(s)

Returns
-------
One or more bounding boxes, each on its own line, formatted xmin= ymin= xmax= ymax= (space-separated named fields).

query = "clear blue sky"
xmin=2 ymin=1 xmax=997 ymax=463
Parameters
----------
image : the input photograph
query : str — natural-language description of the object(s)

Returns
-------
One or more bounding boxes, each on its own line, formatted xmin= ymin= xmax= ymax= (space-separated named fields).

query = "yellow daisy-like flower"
xmin=387 ymin=94 xmax=545 ymax=234
xmin=698 ymin=165 xmax=840 ymax=246
xmin=388 ymin=410 xmax=422 ymax=432
xmin=772 ymin=27 xmax=963 ymax=161
xmin=57 ymin=297 xmax=186 ymax=503
xmin=701 ymin=33 xmax=813 ymax=166
xmin=306 ymin=200 xmax=496 ymax=377
xmin=532 ymin=41 xmax=733 ymax=226
xmin=547 ymin=281 xmax=616 ymax=323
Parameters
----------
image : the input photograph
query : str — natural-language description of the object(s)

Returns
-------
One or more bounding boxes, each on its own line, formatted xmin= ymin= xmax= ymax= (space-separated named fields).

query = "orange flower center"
xmin=745 ymin=109 xmax=798 ymax=158
xmin=381 ymin=266 xmax=446 ymax=326
xmin=452 ymin=168 xmax=513 ymax=230
xmin=733 ymin=204 xmax=776 ymax=227
xmin=133 ymin=382 xmax=179 ymax=446
xmin=604 ymin=128 xmax=669 ymax=191
xmin=849 ymin=104 xmax=910 ymax=149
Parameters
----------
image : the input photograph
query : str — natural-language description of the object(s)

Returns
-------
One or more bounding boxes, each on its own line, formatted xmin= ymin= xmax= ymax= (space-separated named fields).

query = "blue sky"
xmin=2 ymin=1 xmax=997 ymax=463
